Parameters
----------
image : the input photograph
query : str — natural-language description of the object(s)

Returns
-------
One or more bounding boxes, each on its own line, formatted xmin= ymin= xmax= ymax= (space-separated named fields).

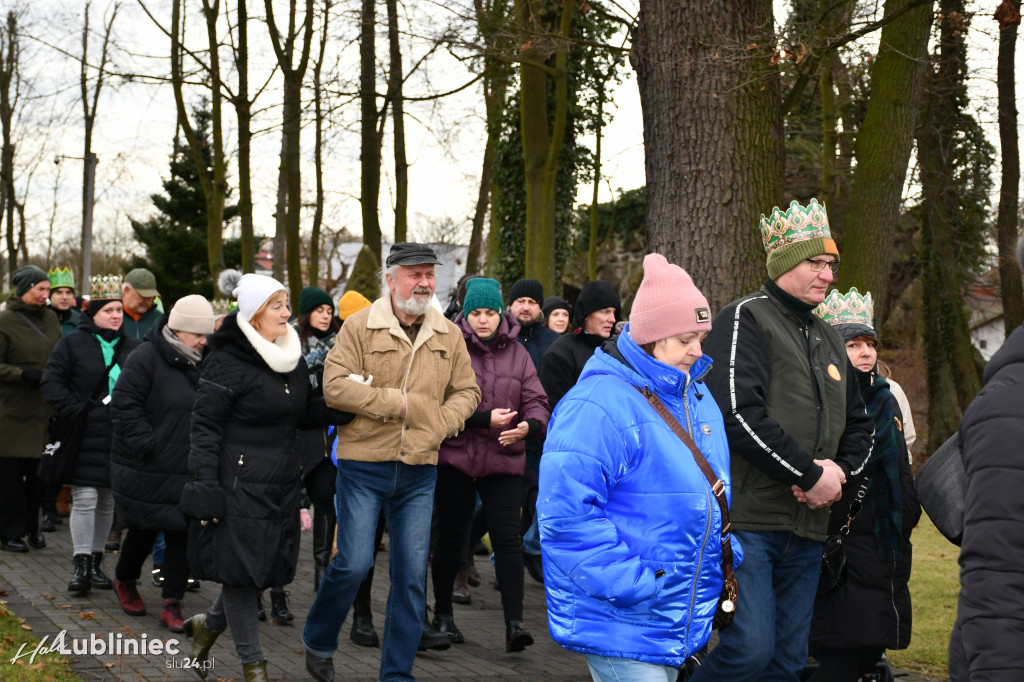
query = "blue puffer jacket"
xmin=538 ymin=326 xmax=741 ymax=668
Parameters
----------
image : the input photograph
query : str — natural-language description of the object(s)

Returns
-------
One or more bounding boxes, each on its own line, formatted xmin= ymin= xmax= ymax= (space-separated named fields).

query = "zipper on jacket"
xmin=802 ymin=326 xmax=825 ymax=458
xmin=685 ymin=485 xmax=715 ymax=651
xmin=889 ymin=561 xmax=900 ymax=644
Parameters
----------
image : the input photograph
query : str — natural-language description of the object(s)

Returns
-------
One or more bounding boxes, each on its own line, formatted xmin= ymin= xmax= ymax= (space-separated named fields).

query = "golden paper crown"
xmin=814 ymin=287 xmax=874 ymax=328
xmin=760 ymin=198 xmax=833 ymax=255
xmin=89 ymin=274 xmax=123 ymax=301
xmin=48 ymin=266 xmax=75 ymax=290
xmin=210 ymin=298 xmax=235 ymax=316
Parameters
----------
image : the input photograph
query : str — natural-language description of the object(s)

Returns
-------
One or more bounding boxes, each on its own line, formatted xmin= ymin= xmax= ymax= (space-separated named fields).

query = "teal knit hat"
xmin=462 ymin=278 xmax=503 ymax=314
xmin=299 ymin=286 xmax=334 ymax=316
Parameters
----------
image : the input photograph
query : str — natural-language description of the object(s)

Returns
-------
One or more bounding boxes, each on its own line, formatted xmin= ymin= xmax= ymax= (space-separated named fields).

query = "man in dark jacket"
xmin=538 ymin=280 xmax=620 ymax=410
xmin=48 ymin=266 xmax=81 ymax=336
xmin=121 ymin=268 xmax=161 ymax=340
xmin=0 ymin=265 xmax=61 ymax=553
xmin=692 ymin=199 xmax=874 ymax=682
xmin=947 ymin=237 xmax=1024 ymax=682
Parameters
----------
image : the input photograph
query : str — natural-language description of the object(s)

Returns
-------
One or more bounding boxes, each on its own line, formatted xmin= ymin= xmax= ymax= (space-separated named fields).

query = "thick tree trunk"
xmin=310 ymin=5 xmax=329 ymax=286
xmin=837 ymin=0 xmax=934 ymax=314
xmin=633 ymin=0 xmax=783 ymax=311
xmin=235 ymin=0 xmax=255 ymax=273
xmin=387 ymin=0 xmax=408 ymax=243
xmin=995 ymin=0 xmax=1023 ymax=334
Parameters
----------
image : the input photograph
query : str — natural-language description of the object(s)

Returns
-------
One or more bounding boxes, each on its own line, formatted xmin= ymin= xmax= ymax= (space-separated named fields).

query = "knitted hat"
xmin=233 ymin=273 xmax=286 ymax=322
xmin=573 ymin=280 xmax=621 ymax=328
xmin=299 ymin=286 xmax=334 ymax=317
xmin=629 ymin=254 xmax=712 ymax=345
xmin=48 ymin=266 xmax=75 ymax=292
xmin=815 ymin=287 xmax=877 ymax=342
xmin=12 ymin=265 xmax=48 ymax=296
xmin=462 ymin=278 xmax=503 ymax=314
xmin=124 ymin=268 xmax=160 ymax=297
xmin=168 ymin=294 xmax=216 ymax=335
xmin=508 ymin=278 xmax=544 ymax=306
xmin=760 ymin=198 xmax=840 ymax=280
xmin=337 ymin=290 xmax=372 ymax=321
xmin=543 ymin=296 xmax=570 ymax=318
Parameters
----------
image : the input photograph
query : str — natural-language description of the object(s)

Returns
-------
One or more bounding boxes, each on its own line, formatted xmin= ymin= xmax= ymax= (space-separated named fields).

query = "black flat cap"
xmin=386 ymin=242 xmax=442 ymax=267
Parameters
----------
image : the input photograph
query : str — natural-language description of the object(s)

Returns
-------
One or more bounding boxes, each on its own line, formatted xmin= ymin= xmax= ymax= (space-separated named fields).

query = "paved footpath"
xmin=1 ymin=520 xmax=938 ymax=681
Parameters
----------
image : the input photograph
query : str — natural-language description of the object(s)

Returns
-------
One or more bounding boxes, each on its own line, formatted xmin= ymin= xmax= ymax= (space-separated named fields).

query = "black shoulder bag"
xmin=631 ymin=385 xmax=738 ymax=629
xmin=817 ymin=478 xmax=868 ymax=596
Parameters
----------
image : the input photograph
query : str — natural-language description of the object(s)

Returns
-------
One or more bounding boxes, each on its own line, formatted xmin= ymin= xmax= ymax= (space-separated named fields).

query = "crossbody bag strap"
xmin=14 ymin=310 xmax=55 ymax=348
xmin=630 ymin=384 xmax=734 ymax=581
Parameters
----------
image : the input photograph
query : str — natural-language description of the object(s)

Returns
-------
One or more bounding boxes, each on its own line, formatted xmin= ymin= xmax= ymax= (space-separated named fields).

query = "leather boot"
xmin=312 ymin=513 xmax=336 ymax=593
xmin=115 ymin=579 xmax=147 ymax=616
xmin=305 ymin=651 xmax=335 ymax=682
xmin=90 ymin=552 xmax=113 ymax=589
xmin=452 ymin=569 xmax=471 ymax=605
xmin=183 ymin=613 xmax=222 ymax=680
xmin=349 ymin=599 xmax=380 ymax=647
xmin=105 ymin=526 xmax=122 ymax=553
xmin=505 ymin=619 xmax=534 ymax=653
xmin=68 ymin=554 xmax=92 ymax=594
xmin=269 ymin=588 xmax=293 ymax=624
xmin=432 ymin=612 xmax=465 ymax=643
xmin=242 ymin=661 xmax=269 ymax=682
xmin=161 ymin=599 xmax=185 ymax=633
xmin=418 ymin=610 xmax=451 ymax=652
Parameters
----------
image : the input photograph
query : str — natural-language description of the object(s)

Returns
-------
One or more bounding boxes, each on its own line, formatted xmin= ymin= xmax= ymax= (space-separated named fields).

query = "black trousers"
xmin=0 ymin=458 xmax=42 ymax=540
xmin=304 ymin=458 xmax=337 ymax=517
xmin=431 ymin=466 xmax=524 ymax=621
xmin=116 ymin=528 xmax=189 ymax=600
xmin=807 ymin=646 xmax=886 ymax=682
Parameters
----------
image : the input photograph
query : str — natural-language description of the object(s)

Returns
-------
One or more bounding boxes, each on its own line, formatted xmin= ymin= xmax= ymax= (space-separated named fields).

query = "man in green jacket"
xmin=48 ymin=266 xmax=81 ymax=336
xmin=692 ymin=199 xmax=874 ymax=681
xmin=121 ymin=268 xmax=161 ymax=340
xmin=0 ymin=265 xmax=61 ymax=552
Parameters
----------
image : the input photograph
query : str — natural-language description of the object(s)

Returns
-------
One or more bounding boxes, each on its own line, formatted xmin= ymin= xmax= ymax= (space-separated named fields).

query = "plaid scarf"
xmin=860 ymin=369 xmax=903 ymax=562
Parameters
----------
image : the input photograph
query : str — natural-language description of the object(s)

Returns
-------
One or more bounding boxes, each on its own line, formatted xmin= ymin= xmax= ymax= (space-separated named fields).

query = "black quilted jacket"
xmin=110 ymin=316 xmax=198 ymax=531
xmin=182 ymin=313 xmax=315 ymax=588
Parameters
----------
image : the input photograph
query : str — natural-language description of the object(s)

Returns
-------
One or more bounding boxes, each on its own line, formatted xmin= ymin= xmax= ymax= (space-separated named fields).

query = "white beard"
xmin=394 ymin=291 xmax=433 ymax=317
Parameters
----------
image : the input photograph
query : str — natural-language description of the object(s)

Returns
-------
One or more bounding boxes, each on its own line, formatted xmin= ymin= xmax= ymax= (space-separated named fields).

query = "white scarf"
xmin=237 ymin=313 xmax=301 ymax=373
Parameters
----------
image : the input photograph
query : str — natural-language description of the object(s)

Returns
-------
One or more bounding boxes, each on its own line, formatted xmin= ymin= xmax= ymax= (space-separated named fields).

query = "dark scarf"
xmin=858 ymin=368 xmax=903 ymax=562
xmin=765 ymin=277 xmax=817 ymax=325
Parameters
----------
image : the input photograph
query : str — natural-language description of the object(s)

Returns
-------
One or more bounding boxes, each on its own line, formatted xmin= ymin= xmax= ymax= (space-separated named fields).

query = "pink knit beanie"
xmin=629 ymin=253 xmax=712 ymax=345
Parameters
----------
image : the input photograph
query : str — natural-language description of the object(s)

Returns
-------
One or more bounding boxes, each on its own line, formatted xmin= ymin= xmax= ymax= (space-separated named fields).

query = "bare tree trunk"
xmin=265 ymin=0 xmax=316 ymax=302
xmin=274 ymin=130 xmax=286 ymax=281
xmin=995 ymin=0 xmax=1023 ymax=333
xmin=476 ymin=0 xmax=511 ymax=276
xmin=386 ymin=0 xmax=408 ymax=243
xmin=634 ymin=0 xmax=783 ymax=311
xmin=235 ymin=0 xmax=255 ymax=273
xmin=346 ymin=0 xmax=382 ymax=295
xmin=587 ymin=81 xmax=604 ymax=281
xmin=309 ymin=1 xmax=330 ymax=286
xmin=837 ymin=0 xmax=934 ymax=314
xmin=1 ymin=11 xmax=20 ymax=279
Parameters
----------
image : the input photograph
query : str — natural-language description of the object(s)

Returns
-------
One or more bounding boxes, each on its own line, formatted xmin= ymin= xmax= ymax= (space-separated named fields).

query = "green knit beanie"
xmin=462 ymin=278 xmax=503 ymax=315
xmin=760 ymin=199 xmax=840 ymax=280
xmin=299 ymin=286 xmax=334 ymax=316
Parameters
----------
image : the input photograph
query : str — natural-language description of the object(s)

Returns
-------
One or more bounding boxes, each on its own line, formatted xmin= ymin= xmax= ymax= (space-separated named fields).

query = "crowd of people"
xmin=2 ymin=198 xmax=1021 ymax=682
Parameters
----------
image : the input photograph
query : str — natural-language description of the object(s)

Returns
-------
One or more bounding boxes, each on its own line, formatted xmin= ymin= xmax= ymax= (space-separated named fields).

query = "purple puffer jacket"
xmin=439 ymin=312 xmax=550 ymax=478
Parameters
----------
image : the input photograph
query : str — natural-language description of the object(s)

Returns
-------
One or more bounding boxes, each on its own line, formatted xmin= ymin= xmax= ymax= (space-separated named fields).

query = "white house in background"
xmin=965 ymin=275 xmax=1005 ymax=362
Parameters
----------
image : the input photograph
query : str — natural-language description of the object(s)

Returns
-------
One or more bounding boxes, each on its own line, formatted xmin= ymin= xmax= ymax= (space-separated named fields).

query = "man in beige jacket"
xmin=303 ymin=243 xmax=481 ymax=682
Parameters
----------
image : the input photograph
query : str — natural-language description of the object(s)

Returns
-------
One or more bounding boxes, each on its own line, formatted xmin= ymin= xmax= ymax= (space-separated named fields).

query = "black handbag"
xmin=38 ymin=347 xmax=120 ymax=486
xmin=914 ymin=433 xmax=964 ymax=546
xmin=817 ymin=481 xmax=867 ymax=596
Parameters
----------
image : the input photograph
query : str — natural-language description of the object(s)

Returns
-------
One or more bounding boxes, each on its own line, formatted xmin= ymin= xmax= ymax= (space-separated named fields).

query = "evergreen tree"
xmin=128 ymin=106 xmax=242 ymax=306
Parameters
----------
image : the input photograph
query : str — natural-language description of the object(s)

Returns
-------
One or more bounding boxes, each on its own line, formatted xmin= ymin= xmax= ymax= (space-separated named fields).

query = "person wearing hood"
xmin=429 ymin=277 xmax=549 ymax=652
xmin=807 ymin=288 xmax=920 ymax=680
xmin=41 ymin=275 xmax=141 ymax=593
xmin=948 ymin=236 xmax=1024 ymax=681
xmin=538 ymin=254 xmax=740 ymax=680
xmin=178 ymin=274 xmax=320 ymax=682
xmin=0 ymin=265 xmax=61 ymax=553
xmin=538 ymin=280 xmax=620 ymax=409
xmin=109 ymin=295 xmax=216 ymax=634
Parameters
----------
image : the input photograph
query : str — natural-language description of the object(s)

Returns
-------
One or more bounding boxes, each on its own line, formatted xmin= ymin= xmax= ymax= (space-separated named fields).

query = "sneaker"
xmin=186 ymin=577 xmax=201 ymax=592
xmin=151 ymin=565 xmax=164 ymax=587
xmin=452 ymin=569 xmax=471 ymax=605
xmin=160 ymin=599 xmax=186 ymax=633
xmin=114 ymin=579 xmax=147 ymax=616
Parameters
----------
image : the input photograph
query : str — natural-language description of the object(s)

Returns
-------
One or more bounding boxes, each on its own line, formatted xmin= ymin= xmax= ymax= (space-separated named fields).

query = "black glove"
xmin=179 ymin=480 xmax=226 ymax=523
xmin=21 ymin=369 xmax=43 ymax=387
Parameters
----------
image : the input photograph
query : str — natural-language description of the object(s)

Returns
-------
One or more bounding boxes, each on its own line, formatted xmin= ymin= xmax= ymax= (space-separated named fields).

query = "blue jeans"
xmin=585 ymin=655 xmax=678 ymax=681
xmin=303 ymin=460 xmax=437 ymax=681
xmin=690 ymin=530 xmax=822 ymax=682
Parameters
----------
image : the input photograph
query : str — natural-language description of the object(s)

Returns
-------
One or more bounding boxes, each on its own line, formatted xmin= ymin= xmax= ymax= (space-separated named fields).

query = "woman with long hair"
xmin=179 ymin=274 xmax=319 ymax=682
xmin=41 ymin=275 xmax=141 ymax=594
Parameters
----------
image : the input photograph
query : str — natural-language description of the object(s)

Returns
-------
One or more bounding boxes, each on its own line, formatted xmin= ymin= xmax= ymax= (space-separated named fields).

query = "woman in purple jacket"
xmin=429 ymin=277 xmax=550 ymax=653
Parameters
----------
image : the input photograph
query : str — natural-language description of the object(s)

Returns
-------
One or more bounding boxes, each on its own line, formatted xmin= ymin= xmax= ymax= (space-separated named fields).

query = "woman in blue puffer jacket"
xmin=538 ymin=254 xmax=741 ymax=681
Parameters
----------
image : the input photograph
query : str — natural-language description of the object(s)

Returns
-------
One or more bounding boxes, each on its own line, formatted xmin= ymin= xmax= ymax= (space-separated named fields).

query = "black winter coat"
xmin=182 ymin=312 xmax=315 ymax=589
xmin=40 ymin=315 xmax=139 ymax=488
xmin=537 ymin=329 xmax=608 ymax=409
xmin=110 ymin=316 xmax=199 ymax=531
xmin=948 ymin=323 xmax=1024 ymax=681
xmin=809 ymin=369 xmax=921 ymax=652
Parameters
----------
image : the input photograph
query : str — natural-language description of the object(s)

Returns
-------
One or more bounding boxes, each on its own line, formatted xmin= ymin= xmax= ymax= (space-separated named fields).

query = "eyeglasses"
xmin=805 ymin=258 xmax=841 ymax=275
